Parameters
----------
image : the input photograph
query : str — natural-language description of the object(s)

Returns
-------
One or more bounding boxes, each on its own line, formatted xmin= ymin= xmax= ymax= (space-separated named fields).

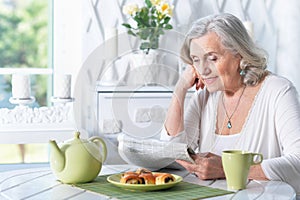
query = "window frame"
xmin=0 ymin=0 xmax=77 ymax=145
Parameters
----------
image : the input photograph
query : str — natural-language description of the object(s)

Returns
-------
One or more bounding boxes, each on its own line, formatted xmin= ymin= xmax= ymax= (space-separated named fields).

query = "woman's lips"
xmin=203 ymin=77 xmax=217 ymax=85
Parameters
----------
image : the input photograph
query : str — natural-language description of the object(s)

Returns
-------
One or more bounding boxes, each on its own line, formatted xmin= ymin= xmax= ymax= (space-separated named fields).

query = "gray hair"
xmin=181 ymin=13 xmax=268 ymax=86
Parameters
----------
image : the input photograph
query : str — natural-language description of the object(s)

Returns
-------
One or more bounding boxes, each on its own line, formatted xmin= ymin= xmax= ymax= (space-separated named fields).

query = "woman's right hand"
xmin=164 ymin=65 xmax=204 ymax=136
xmin=177 ymin=65 xmax=204 ymax=91
xmin=176 ymin=152 xmax=225 ymax=180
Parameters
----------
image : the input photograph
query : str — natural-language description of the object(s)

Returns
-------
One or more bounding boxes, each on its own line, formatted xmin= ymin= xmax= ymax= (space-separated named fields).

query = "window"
xmin=0 ymin=0 xmax=51 ymax=107
xmin=0 ymin=0 xmax=51 ymax=164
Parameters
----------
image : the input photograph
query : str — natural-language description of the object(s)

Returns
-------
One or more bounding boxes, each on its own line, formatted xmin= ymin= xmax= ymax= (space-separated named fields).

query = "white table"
xmin=0 ymin=165 xmax=296 ymax=200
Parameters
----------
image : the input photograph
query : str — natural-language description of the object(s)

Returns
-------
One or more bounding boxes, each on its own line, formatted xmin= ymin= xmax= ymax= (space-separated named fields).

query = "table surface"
xmin=0 ymin=164 xmax=296 ymax=200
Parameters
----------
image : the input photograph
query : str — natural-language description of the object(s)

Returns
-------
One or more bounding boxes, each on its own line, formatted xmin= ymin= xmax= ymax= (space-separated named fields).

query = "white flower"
xmin=150 ymin=0 xmax=162 ymax=6
xmin=122 ymin=3 xmax=139 ymax=16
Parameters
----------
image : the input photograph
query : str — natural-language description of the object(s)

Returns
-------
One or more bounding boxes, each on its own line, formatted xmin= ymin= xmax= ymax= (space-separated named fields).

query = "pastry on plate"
xmin=120 ymin=168 xmax=175 ymax=185
xmin=154 ymin=173 xmax=176 ymax=184
xmin=120 ymin=172 xmax=143 ymax=184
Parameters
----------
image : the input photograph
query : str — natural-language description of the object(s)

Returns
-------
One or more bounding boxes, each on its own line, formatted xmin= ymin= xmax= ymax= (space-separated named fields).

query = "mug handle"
xmin=89 ymin=136 xmax=107 ymax=162
xmin=251 ymin=153 xmax=263 ymax=165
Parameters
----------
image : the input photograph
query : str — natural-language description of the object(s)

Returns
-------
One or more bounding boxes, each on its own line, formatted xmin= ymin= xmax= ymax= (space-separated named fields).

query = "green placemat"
xmin=75 ymin=175 xmax=234 ymax=200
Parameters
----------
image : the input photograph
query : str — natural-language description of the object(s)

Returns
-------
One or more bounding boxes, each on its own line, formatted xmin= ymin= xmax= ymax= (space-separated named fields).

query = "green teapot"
xmin=49 ymin=131 xmax=107 ymax=184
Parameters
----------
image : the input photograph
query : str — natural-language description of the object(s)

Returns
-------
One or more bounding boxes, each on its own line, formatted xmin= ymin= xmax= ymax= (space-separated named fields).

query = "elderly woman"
xmin=161 ymin=13 xmax=300 ymax=195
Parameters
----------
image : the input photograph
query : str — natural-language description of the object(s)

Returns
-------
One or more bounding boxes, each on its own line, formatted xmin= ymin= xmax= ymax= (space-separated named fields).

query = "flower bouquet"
xmin=122 ymin=0 xmax=174 ymax=54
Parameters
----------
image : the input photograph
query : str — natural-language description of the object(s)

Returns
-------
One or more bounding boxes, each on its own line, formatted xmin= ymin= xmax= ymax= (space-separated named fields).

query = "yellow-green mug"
xmin=222 ymin=150 xmax=263 ymax=191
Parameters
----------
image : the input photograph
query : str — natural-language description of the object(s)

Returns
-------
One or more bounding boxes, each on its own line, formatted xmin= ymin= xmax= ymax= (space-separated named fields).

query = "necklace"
xmin=221 ymin=85 xmax=246 ymax=129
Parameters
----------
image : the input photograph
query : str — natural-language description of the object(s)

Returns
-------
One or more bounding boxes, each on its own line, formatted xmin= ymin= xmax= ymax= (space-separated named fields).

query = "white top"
xmin=161 ymin=74 xmax=300 ymax=196
xmin=210 ymin=134 xmax=241 ymax=156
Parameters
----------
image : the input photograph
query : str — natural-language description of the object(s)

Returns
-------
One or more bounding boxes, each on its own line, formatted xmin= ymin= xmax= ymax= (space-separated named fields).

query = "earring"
xmin=240 ymin=69 xmax=246 ymax=76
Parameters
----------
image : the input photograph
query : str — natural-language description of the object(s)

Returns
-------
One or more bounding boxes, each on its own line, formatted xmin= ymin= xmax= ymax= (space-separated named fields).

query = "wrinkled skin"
xmin=176 ymin=152 xmax=225 ymax=180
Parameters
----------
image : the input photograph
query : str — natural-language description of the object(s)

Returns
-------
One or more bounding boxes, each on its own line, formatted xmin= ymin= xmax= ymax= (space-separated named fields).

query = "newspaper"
xmin=118 ymin=134 xmax=195 ymax=170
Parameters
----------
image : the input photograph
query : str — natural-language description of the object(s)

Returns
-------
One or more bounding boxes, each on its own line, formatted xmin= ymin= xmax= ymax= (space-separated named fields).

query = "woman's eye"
xmin=208 ymin=56 xmax=217 ymax=61
xmin=192 ymin=58 xmax=200 ymax=63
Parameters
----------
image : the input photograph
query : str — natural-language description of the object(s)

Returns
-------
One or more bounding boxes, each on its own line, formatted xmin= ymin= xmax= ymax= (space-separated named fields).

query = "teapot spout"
xmin=49 ymin=140 xmax=65 ymax=172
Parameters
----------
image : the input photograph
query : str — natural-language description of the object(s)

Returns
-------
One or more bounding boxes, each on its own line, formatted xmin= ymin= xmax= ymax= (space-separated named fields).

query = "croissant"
xmin=138 ymin=173 xmax=156 ymax=184
xmin=119 ymin=169 xmax=176 ymax=185
xmin=120 ymin=172 xmax=144 ymax=184
xmin=154 ymin=173 xmax=176 ymax=184
xmin=136 ymin=168 xmax=152 ymax=174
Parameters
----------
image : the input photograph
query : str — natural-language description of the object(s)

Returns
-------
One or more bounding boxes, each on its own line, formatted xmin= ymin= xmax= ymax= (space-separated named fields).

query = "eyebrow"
xmin=190 ymin=51 xmax=218 ymax=58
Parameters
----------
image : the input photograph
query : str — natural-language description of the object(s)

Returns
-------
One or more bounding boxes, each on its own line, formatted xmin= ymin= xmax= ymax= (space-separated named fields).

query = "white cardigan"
xmin=161 ymin=74 xmax=300 ymax=195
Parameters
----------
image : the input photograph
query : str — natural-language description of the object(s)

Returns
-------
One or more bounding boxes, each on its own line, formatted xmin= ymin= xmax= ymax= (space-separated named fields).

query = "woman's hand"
xmin=164 ymin=65 xmax=204 ymax=136
xmin=177 ymin=65 xmax=204 ymax=91
xmin=176 ymin=152 xmax=225 ymax=180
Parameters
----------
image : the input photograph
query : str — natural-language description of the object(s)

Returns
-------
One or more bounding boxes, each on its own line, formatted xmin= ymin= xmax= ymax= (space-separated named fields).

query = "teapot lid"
xmin=67 ymin=131 xmax=88 ymax=145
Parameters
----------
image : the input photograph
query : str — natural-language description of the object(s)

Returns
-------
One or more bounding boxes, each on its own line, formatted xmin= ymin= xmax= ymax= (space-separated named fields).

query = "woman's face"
xmin=190 ymin=32 xmax=242 ymax=92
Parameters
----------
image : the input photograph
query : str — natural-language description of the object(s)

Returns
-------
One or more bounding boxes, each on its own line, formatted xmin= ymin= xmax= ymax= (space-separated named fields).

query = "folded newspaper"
xmin=118 ymin=134 xmax=195 ymax=170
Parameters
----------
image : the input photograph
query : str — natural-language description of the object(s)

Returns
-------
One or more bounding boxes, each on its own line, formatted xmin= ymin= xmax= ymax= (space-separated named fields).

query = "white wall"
xmin=274 ymin=0 xmax=300 ymax=92
xmin=77 ymin=0 xmax=299 ymax=92
xmin=53 ymin=0 xmax=300 ymax=98
xmin=53 ymin=0 xmax=82 ymax=96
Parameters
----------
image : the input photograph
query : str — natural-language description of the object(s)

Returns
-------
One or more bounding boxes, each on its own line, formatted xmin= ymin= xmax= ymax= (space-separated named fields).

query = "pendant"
xmin=227 ymin=121 xmax=232 ymax=129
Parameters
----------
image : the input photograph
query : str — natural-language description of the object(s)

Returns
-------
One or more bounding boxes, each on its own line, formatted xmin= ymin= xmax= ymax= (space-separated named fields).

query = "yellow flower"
xmin=122 ymin=0 xmax=173 ymax=53
xmin=122 ymin=3 xmax=139 ymax=15
xmin=157 ymin=2 xmax=173 ymax=16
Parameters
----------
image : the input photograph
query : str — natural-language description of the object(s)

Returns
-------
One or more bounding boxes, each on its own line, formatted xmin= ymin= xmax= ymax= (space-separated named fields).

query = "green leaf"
xmin=163 ymin=16 xmax=171 ymax=24
xmin=134 ymin=16 xmax=144 ymax=27
xmin=145 ymin=0 xmax=152 ymax=8
xmin=122 ymin=23 xmax=132 ymax=29
xmin=151 ymin=7 xmax=156 ymax=14
xmin=164 ymin=24 xmax=173 ymax=30
xmin=127 ymin=30 xmax=136 ymax=36
xmin=134 ymin=13 xmax=149 ymax=27
xmin=140 ymin=7 xmax=149 ymax=17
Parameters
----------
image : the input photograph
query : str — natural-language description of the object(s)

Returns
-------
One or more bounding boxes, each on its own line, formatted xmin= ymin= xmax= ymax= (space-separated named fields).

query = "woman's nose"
xmin=195 ymin=62 xmax=210 ymax=76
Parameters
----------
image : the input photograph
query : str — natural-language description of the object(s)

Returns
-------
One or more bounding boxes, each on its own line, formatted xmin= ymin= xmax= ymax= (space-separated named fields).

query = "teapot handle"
xmin=89 ymin=137 xmax=107 ymax=162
